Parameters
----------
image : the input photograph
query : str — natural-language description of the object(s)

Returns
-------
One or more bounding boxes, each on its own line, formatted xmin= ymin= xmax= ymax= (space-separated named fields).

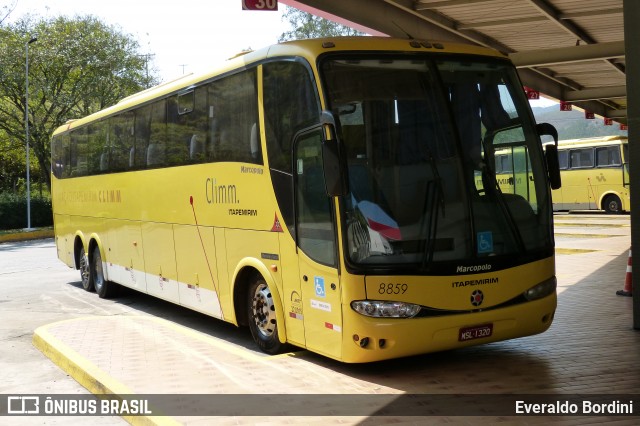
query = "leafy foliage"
xmin=0 ymin=14 xmax=158 ymax=191
xmin=279 ymin=6 xmax=364 ymax=41
xmin=0 ymin=192 xmax=52 ymax=230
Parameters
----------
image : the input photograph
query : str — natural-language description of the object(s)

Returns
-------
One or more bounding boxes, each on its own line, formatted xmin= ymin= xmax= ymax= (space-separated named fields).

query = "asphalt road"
xmin=0 ymin=239 xmax=127 ymax=424
xmin=0 ymin=238 xmax=265 ymax=425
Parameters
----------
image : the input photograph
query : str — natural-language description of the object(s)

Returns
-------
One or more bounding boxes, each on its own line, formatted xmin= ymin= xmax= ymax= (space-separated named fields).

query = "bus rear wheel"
xmin=247 ymin=274 xmax=285 ymax=355
xmin=79 ymin=246 xmax=93 ymax=292
xmin=91 ymin=246 xmax=118 ymax=299
xmin=603 ymin=195 xmax=622 ymax=214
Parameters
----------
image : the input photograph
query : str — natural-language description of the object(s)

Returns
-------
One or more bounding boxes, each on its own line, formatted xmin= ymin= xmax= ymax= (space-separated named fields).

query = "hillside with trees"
xmin=532 ymin=105 xmax=627 ymax=141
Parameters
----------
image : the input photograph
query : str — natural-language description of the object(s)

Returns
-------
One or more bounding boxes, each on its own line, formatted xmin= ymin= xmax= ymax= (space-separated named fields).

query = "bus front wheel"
xmin=247 ymin=274 xmax=286 ymax=355
xmin=603 ymin=195 xmax=622 ymax=214
xmin=91 ymin=246 xmax=118 ymax=299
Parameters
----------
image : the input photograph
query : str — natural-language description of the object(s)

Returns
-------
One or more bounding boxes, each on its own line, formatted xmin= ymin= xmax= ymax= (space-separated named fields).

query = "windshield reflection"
xmin=321 ymin=56 xmax=552 ymax=270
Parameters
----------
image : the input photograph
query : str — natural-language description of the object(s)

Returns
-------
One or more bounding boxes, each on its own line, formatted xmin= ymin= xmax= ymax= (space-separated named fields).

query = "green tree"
xmin=0 ymin=14 xmax=158 ymax=191
xmin=279 ymin=6 xmax=364 ymax=41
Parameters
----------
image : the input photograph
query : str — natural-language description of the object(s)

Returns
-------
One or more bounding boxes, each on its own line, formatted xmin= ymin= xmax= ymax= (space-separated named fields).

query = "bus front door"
xmin=295 ymin=129 xmax=342 ymax=360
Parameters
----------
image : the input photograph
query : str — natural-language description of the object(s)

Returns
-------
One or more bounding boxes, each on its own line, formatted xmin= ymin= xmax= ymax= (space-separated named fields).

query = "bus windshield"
xmin=321 ymin=55 xmax=552 ymax=269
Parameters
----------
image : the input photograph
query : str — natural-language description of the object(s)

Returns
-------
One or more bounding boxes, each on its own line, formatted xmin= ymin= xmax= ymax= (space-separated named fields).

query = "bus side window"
xmin=263 ymin=60 xmax=320 ymax=233
xmin=569 ymin=148 xmax=594 ymax=169
xmin=558 ymin=150 xmax=568 ymax=170
xmin=295 ymin=129 xmax=337 ymax=266
xmin=70 ymin=128 xmax=88 ymax=177
xmin=189 ymin=87 xmax=208 ymax=163
xmin=207 ymin=69 xmax=262 ymax=164
xmin=110 ymin=112 xmax=134 ymax=172
xmin=147 ymin=99 xmax=167 ymax=167
xmin=51 ymin=135 xmax=68 ymax=179
xmin=87 ymin=121 xmax=109 ymax=175
xmin=133 ymin=105 xmax=151 ymax=169
xmin=596 ymin=146 xmax=621 ymax=167
xmin=165 ymin=96 xmax=187 ymax=166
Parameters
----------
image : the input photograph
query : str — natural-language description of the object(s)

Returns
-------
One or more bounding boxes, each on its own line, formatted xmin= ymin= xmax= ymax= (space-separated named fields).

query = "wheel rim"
xmin=251 ymin=283 xmax=276 ymax=337
xmin=93 ymin=251 xmax=104 ymax=292
xmin=79 ymin=249 xmax=90 ymax=288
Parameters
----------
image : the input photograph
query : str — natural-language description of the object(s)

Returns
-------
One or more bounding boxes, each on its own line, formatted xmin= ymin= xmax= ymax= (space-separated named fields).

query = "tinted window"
xmin=110 ymin=112 xmax=135 ymax=172
xmin=569 ymin=148 xmax=594 ymax=168
xmin=209 ymin=69 xmax=262 ymax=164
xmin=52 ymin=68 xmax=262 ymax=178
xmin=558 ymin=150 xmax=568 ymax=170
xmin=263 ymin=61 xmax=320 ymax=232
xmin=87 ymin=121 xmax=109 ymax=175
xmin=596 ymin=146 xmax=621 ymax=167
xmin=69 ymin=128 xmax=88 ymax=177
xmin=264 ymin=61 xmax=319 ymax=173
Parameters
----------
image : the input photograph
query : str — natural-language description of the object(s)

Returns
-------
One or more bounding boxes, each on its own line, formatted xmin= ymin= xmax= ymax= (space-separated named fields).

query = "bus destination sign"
xmin=242 ymin=0 xmax=278 ymax=11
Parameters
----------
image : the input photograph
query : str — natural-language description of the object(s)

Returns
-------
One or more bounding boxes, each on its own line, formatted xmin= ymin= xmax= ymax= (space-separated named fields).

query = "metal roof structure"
xmin=284 ymin=0 xmax=627 ymax=125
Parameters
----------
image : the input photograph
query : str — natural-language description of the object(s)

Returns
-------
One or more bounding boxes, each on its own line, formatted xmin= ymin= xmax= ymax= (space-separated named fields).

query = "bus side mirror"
xmin=537 ymin=123 xmax=561 ymax=190
xmin=544 ymin=144 xmax=562 ymax=190
xmin=320 ymin=111 xmax=347 ymax=197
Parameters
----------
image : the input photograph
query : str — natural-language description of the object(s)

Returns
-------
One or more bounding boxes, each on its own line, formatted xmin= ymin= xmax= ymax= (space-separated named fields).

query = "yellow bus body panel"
xmin=340 ymin=257 xmax=556 ymax=363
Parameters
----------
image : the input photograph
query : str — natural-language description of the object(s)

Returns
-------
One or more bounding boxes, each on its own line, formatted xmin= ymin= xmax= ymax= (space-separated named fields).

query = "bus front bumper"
xmin=338 ymin=293 xmax=557 ymax=363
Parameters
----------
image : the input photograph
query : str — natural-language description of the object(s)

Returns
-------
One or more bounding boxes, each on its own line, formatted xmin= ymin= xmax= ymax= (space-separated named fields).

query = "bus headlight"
xmin=351 ymin=300 xmax=421 ymax=318
xmin=523 ymin=276 xmax=557 ymax=301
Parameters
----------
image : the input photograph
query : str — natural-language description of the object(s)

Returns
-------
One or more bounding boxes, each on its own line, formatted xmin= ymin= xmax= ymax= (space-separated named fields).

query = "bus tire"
xmin=92 ymin=246 xmax=118 ymax=299
xmin=603 ymin=195 xmax=622 ymax=214
xmin=247 ymin=274 xmax=285 ymax=354
xmin=79 ymin=246 xmax=94 ymax=292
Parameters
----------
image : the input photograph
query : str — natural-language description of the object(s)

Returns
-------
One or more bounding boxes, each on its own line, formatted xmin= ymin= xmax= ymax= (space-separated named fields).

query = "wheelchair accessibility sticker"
xmin=477 ymin=231 xmax=494 ymax=254
xmin=314 ymin=276 xmax=326 ymax=298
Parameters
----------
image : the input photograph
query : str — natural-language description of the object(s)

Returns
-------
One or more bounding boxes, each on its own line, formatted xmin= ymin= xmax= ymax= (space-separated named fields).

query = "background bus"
xmin=51 ymin=37 xmax=560 ymax=363
xmin=476 ymin=145 xmax=537 ymax=211
xmin=550 ymin=136 xmax=629 ymax=213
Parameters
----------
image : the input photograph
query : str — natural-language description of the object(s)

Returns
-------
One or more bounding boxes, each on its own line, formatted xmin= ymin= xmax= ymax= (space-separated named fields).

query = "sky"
xmin=9 ymin=0 xmax=289 ymax=82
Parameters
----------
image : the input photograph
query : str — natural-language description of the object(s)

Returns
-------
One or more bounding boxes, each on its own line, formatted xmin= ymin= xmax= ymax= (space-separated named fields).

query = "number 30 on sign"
xmin=242 ymin=0 xmax=278 ymax=10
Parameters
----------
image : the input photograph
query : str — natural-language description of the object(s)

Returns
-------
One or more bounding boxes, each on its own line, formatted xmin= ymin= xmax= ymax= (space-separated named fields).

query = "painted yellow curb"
xmin=32 ymin=319 xmax=180 ymax=426
xmin=0 ymin=229 xmax=54 ymax=243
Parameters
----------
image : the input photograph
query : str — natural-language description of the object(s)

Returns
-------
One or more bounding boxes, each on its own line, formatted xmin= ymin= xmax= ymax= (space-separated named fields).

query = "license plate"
xmin=459 ymin=323 xmax=493 ymax=342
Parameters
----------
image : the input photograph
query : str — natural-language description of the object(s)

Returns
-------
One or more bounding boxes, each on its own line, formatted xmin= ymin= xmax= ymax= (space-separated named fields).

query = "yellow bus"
xmin=51 ymin=37 xmax=561 ymax=363
xmin=551 ymin=136 xmax=629 ymax=213
xmin=476 ymin=145 xmax=537 ymax=206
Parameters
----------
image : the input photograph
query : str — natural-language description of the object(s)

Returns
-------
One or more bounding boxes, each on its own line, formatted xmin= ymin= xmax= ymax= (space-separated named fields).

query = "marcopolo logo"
xmin=456 ymin=264 xmax=492 ymax=273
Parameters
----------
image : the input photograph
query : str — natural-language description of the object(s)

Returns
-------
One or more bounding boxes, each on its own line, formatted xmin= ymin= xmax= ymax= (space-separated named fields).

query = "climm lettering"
xmin=452 ymin=278 xmax=498 ymax=288
xmin=98 ymin=189 xmax=121 ymax=203
xmin=205 ymin=178 xmax=239 ymax=204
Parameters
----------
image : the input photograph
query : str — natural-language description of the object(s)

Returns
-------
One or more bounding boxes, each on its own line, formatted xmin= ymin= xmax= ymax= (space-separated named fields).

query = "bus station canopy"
xmin=283 ymin=0 xmax=627 ymax=125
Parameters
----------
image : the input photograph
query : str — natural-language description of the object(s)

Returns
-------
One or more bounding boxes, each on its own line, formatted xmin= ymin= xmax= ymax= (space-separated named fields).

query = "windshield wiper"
xmin=420 ymin=150 xmax=446 ymax=268
xmin=429 ymin=150 xmax=446 ymax=217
